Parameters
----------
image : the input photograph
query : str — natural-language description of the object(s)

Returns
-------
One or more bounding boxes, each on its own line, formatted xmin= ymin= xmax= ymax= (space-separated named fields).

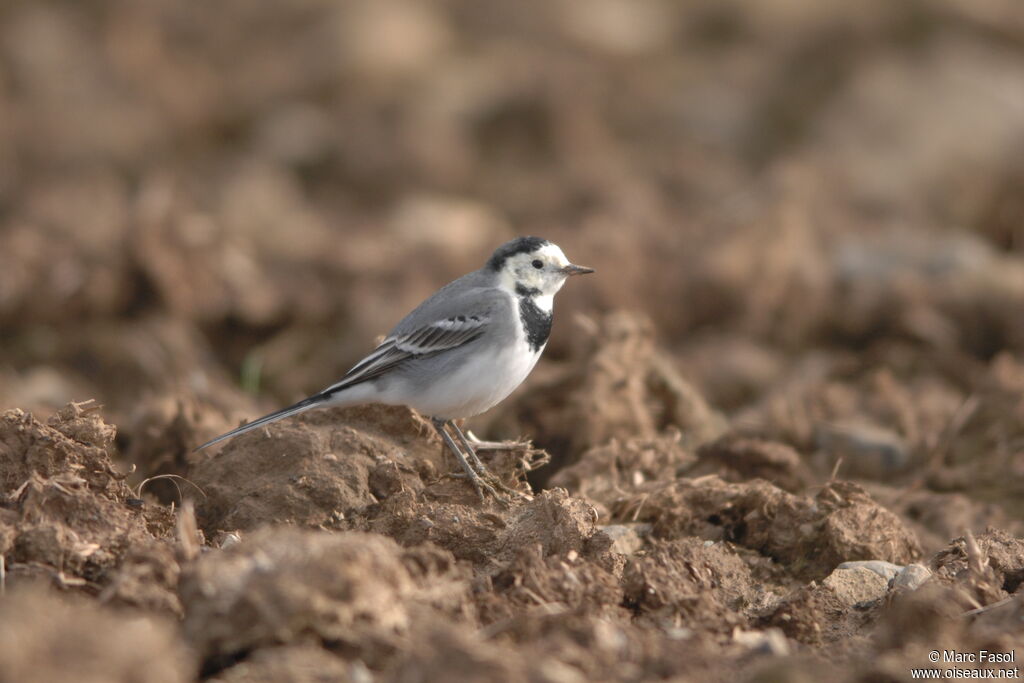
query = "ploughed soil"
xmin=3 ymin=1 xmax=1024 ymax=681
xmin=3 ymin=319 xmax=1024 ymax=682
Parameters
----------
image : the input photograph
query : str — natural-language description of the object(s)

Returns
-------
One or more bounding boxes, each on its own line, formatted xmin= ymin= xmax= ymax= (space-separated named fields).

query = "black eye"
xmin=532 ymin=259 xmax=544 ymax=269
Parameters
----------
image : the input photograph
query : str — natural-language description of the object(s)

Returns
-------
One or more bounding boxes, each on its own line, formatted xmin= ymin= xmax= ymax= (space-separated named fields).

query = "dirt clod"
xmin=0 ymin=586 xmax=194 ymax=683
xmin=493 ymin=313 xmax=726 ymax=479
xmin=4 ymin=2 xmax=1024 ymax=679
xmin=822 ymin=565 xmax=889 ymax=606
xmin=180 ymin=527 xmax=472 ymax=671
xmin=0 ymin=403 xmax=179 ymax=612
xmin=614 ymin=477 xmax=921 ymax=580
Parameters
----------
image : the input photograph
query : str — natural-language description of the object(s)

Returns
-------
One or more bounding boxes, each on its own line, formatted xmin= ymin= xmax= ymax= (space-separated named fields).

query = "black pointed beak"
xmin=561 ymin=263 xmax=594 ymax=276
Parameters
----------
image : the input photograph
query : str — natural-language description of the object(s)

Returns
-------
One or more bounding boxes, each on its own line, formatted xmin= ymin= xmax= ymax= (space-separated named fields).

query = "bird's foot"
xmin=479 ymin=465 xmax=531 ymax=502
xmin=464 ymin=431 xmax=531 ymax=452
xmin=453 ymin=431 xmax=530 ymax=503
xmin=451 ymin=461 xmax=503 ymax=502
xmin=450 ymin=462 xmax=529 ymax=503
xmin=434 ymin=418 xmax=514 ymax=504
xmin=435 ymin=418 xmax=534 ymax=504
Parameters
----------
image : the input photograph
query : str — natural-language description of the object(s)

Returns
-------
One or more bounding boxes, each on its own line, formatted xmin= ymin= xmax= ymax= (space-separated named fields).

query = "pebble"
xmin=837 ymin=560 xmax=904 ymax=582
xmin=600 ymin=524 xmax=650 ymax=555
xmin=733 ymin=627 xmax=791 ymax=656
xmin=815 ymin=420 xmax=910 ymax=478
xmin=890 ymin=563 xmax=932 ymax=592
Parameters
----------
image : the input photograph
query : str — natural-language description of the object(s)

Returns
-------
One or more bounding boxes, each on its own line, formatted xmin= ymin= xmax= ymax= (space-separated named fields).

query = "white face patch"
xmin=496 ymin=243 xmax=575 ymax=298
xmin=537 ymin=243 xmax=569 ymax=268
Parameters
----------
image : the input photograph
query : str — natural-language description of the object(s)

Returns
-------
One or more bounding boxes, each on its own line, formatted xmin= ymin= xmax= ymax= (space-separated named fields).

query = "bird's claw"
xmin=434 ymin=418 xmax=531 ymax=505
xmin=448 ymin=456 xmax=532 ymax=505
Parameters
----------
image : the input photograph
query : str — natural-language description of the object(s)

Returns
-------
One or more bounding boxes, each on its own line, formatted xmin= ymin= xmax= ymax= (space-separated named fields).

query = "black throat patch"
xmin=515 ymin=283 xmax=551 ymax=352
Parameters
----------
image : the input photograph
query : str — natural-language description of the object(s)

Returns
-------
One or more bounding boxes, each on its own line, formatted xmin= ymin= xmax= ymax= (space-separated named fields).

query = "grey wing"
xmin=321 ymin=280 xmax=506 ymax=395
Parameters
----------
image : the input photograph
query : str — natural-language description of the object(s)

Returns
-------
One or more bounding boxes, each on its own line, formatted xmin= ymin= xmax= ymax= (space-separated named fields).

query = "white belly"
xmin=405 ymin=338 xmax=542 ymax=419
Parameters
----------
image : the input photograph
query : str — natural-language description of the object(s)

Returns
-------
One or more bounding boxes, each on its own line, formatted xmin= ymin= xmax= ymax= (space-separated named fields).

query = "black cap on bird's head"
xmin=486 ymin=236 xmax=551 ymax=271
xmin=487 ymin=236 xmax=593 ymax=297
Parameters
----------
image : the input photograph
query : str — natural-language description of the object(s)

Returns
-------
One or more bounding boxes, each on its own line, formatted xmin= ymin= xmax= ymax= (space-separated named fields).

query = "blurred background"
xmin=1 ymin=0 xmax=1023 ymax=514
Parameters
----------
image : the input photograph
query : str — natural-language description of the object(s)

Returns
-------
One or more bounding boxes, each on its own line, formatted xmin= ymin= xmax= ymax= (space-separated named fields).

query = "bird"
xmin=195 ymin=236 xmax=594 ymax=500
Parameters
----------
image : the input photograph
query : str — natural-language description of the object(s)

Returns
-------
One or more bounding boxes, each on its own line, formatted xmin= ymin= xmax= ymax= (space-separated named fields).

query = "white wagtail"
xmin=196 ymin=237 xmax=593 ymax=499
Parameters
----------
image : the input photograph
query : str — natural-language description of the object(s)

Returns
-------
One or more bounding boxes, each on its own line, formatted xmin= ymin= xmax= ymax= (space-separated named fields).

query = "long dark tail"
xmin=194 ymin=393 xmax=330 ymax=451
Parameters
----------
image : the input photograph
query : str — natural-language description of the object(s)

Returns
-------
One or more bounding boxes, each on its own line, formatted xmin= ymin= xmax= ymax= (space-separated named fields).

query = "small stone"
xmin=599 ymin=524 xmax=648 ymax=555
xmin=350 ymin=661 xmax=373 ymax=683
xmin=215 ymin=532 xmax=242 ymax=549
xmin=837 ymin=560 xmax=904 ymax=581
xmin=733 ymin=627 xmax=791 ymax=656
xmin=815 ymin=420 xmax=909 ymax=478
xmin=890 ymin=563 xmax=931 ymax=592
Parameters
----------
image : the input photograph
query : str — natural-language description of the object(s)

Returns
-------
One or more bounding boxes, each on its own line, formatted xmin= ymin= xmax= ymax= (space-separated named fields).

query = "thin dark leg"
xmin=431 ymin=417 xmax=496 ymax=500
xmin=448 ymin=420 xmax=528 ymax=500
xmin=446 ymin=420 xmax=489 ymax=473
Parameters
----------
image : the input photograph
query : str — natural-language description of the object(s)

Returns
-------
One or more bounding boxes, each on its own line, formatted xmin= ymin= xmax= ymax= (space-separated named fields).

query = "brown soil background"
xmin=2 ymin=1 xmax=1024 ymax=681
